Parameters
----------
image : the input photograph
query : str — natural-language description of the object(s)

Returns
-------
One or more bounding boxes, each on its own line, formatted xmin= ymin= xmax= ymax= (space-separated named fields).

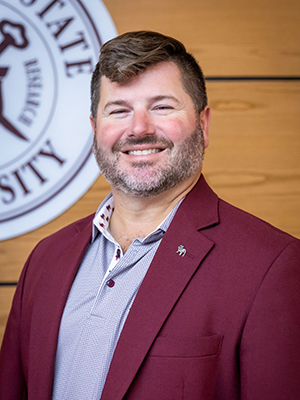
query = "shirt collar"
xmin=92 ymin=193 xmax=183 ymax=244
xmin=92 ymin=193 xmax=115 ymax=243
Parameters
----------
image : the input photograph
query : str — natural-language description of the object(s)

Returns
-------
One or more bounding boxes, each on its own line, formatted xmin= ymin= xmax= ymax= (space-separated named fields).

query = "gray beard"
xmin=93 ymin=125 xmax=205 ymax=197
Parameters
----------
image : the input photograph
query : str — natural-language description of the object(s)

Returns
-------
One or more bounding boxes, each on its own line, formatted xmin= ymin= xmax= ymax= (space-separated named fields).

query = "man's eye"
xmin=110 ymin=109 xmax=128 ymax=115
xmin=155 ymin=105 xmax=173 ymax=111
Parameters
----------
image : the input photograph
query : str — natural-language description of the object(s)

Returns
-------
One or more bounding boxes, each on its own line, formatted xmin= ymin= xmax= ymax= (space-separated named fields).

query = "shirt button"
xmin=106 ymin=279 xmax=115 ymax=288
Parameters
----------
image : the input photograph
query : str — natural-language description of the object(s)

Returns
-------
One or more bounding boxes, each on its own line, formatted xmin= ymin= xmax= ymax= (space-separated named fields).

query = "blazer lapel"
xmin=101 ymin=176 xmax=219 ymax=400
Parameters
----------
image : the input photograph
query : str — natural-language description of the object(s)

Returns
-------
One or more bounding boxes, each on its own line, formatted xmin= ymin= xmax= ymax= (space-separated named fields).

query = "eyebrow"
xmin=103 ymin=95 xmax=180 ymax=111
xmin=150 ymin=95 xmax=180 ymax=103
xmin=104 ymin=100 xmax=129 ymax=111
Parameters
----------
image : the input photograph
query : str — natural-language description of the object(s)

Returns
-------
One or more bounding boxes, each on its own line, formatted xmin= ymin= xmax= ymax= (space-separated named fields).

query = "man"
xmin=0 ymin=31 xmax=300 ymax=400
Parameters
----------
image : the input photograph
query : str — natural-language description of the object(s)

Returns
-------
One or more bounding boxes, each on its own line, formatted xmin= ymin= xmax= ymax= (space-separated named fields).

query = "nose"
xmin=129 ymin=109 xmax=155 ymax=137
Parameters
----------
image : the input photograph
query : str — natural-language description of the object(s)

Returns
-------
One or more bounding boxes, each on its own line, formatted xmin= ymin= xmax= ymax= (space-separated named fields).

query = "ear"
xmin=90 ymin=114 xmax=96 ymax=136
xmin=199 ymin=106 xmax=210 ymax=148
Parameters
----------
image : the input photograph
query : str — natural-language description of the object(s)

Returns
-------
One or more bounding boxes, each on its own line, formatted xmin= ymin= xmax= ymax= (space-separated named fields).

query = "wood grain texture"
xmin=0 ymin=287 xmax=15 ymax=346
xmin=0 ymin=0 xmax=299 ymax=344
xmin=103 ymin=0 xmax=300 ymax=76
xmin=203 ymin=81 xmax=300 ymax=238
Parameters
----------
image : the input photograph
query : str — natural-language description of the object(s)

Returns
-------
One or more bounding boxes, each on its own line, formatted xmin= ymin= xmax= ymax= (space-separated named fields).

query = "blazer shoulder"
xmin=218 ymin=198 xmax=299 ymax=249
xmin=45 ymin=213 xmax=93 ymax=239
xmin=28 ymin=213 xmax=94 ymax=258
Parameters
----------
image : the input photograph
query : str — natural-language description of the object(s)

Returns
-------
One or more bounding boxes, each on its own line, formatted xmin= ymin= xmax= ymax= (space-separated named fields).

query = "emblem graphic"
xmin=176 ymin=245 xmax=187 ymax=257
xmin=0 ymin=0 xmax=117 ymax=240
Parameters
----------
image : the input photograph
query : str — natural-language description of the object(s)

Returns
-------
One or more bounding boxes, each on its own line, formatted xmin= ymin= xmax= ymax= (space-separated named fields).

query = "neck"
xmin=109 ymin=172 xmax=201 ymax=252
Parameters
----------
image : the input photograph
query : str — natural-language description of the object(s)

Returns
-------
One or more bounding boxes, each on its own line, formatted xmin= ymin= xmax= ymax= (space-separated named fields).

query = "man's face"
xmin=91 ymin=61 xmax=210 ymax=197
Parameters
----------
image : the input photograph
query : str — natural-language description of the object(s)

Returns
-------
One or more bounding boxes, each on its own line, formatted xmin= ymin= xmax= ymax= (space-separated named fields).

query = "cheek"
xmin=95 ymin=122 xmax=123 ymax=147
xmin=162 ymin=116 xmax=196 ymax=142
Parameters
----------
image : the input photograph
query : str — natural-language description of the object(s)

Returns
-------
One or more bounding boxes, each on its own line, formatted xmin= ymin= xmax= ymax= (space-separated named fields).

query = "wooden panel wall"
xmin=1 ymin=0 xmax=299 ymax=344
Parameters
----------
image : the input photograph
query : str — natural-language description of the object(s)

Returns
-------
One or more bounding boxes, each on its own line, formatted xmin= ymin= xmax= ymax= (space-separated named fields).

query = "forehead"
xmin=99 ymin=62 xmax=188 ymax=103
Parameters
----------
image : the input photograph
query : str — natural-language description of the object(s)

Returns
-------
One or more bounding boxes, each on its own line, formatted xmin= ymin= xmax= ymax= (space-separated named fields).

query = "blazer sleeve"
xmin=240 ymin=240 xmax=300 ymax=399
xmin=0 ymin=252 xmax=32 ymax=400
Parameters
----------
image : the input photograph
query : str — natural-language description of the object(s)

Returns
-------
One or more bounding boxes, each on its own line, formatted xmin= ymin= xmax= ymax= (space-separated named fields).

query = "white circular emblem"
xmin=0 ymin=0 xmax=117 ymax=240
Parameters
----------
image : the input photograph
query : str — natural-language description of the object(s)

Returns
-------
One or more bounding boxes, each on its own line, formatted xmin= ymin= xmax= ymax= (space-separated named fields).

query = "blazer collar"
xmin=101 ymin=175 xmax=219 ymax=400
xmin=182 ymin=174 xmax=219 ymax=231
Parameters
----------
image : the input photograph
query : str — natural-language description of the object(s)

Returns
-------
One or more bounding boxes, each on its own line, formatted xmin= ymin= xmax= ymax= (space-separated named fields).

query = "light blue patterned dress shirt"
xmin=52 ymin=193 xmax=181 ymax=400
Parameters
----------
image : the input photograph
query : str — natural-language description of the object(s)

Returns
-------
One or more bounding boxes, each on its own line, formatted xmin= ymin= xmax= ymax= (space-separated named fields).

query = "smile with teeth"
xmin=127 ymin=148 xmax=163 ymax=156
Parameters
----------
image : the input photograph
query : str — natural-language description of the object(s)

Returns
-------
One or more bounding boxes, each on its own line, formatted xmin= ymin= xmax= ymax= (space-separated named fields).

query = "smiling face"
xmin=91 ymin=62 xmax=210 ymax=197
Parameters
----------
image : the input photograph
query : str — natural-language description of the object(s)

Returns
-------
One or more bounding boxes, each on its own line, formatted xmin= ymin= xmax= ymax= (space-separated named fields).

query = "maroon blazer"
xmin=1 ymin=176 xmax=300 ymax=400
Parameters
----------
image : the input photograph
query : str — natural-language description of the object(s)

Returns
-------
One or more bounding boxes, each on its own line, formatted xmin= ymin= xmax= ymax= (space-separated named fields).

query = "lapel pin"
xmin=177 ymin=245 xmax=186 ymax=257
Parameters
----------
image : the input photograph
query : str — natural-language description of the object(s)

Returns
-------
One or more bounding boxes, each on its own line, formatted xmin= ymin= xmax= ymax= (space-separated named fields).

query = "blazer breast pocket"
xmin=126 ymin=334 xmax=223 ymax=400
xmin=148 ymin=333 xmax=222 ymax=358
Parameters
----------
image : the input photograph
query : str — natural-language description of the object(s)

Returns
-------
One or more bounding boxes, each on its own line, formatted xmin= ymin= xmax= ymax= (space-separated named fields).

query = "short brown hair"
xmin=90 ymin=31 xmax=207 ymax=119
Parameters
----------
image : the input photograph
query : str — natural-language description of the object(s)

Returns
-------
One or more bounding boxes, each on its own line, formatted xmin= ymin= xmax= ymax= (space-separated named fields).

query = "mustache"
xmin=112 ymin=135 xmax=174 ymax=153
